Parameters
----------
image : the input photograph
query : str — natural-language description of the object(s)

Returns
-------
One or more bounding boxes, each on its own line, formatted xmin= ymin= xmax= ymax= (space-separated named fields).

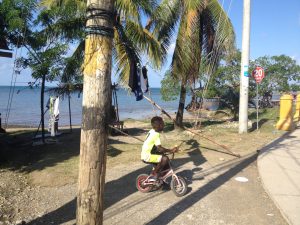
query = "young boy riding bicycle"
xmin=141 ymin=116 xmax=178 ymax=181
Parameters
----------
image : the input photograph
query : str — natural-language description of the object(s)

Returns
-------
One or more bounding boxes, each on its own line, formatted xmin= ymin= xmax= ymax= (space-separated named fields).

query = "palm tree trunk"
xmin=40 ymin=73 xmax=46 ymax=143
xmin=187 ymin=86 xmax=197 ymax=111
xmin=175 ymin=81 xmax=187 ymax=128
xmin=77 ymin=0 xmax=114 ymax=224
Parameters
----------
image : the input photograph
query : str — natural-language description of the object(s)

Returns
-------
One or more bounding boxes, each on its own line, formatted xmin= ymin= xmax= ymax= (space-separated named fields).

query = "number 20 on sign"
xmin=252 ymin=66 xmax=265 ymax=83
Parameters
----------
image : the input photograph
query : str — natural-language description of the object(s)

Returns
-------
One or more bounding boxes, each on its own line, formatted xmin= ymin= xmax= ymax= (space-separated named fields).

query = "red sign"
xmin=252 ymin=66 xmax=265 ymax=83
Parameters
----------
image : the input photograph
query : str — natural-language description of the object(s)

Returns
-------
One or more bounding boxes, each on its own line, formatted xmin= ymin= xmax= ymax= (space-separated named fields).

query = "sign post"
xmin=252 ymin=66 xmax=265 ymax=130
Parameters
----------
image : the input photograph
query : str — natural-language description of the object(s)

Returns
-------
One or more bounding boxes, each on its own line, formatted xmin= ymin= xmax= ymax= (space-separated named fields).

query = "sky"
xmin=0 ymin=0 xmax=300 ymax=87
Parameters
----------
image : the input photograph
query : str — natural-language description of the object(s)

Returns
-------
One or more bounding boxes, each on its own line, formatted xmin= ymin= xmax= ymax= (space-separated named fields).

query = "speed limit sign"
xmin=252 ymin=66 xmax=265 ymax=83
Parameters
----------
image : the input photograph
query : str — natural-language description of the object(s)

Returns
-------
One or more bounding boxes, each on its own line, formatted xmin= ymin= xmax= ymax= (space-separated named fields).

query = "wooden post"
xmin=68 ymin=93 xmax=72 ymax=133
xmin=0 ymin=113 xmax=6 ymax=133
xmin=40 ymin=73 xmax=46 ymax=143
xmin=77 ymin=0 xmax=115 ymax=224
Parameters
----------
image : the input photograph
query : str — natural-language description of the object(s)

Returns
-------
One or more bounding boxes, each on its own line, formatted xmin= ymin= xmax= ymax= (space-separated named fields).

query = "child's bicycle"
xmin=136 ymin=152 xmax=187 ymax=197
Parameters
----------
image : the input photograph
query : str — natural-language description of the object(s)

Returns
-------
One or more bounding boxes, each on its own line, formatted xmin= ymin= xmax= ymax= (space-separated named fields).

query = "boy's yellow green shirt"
xmin=141 ymin=129 xmax=161 ymax=162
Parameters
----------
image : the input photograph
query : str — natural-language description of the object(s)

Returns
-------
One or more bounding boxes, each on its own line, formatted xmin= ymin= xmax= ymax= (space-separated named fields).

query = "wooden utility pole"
xmin=77 ymin=0 xmax=115 ymax=224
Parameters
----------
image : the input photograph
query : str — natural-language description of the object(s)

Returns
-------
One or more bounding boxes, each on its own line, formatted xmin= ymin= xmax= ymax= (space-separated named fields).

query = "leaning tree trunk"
xmin=175 ymin=82 xmax=187 ymax=128
xmin=40 ymin=73 xmax=46 ymax=143
xmin=77 ymin=0 xmax=115 ymax=224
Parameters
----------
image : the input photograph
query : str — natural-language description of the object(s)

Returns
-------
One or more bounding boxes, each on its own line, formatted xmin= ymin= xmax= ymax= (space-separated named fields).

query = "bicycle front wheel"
xmin=170 ymin=176 xmax=187 ymax=197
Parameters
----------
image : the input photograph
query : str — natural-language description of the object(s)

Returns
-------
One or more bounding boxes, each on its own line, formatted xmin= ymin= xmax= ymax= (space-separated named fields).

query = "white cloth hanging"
xmin=53 ymin=96 xmax=59 ymax=119
xmin=140 ymin=66 xmax=149 ymax=93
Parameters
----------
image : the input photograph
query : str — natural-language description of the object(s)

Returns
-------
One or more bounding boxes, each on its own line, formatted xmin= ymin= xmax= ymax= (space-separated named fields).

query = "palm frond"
xmin=115 ymin=0 xmax=156 ymax=25
xmin=201 ymin=0 xmax=235 ymax=74
xmin=170 ymin=5 xmax=201 ymax=82
xmin=165 ymin=0 xmax=235 ymax=86
xmin=113 ymin=22 xmax=141 ymax=85
xmin=61 ymin=40 xmax=85 ymax=83
xmin=125 ymin=20 xmax=164 ymax=69
xmin=37 ymin=1 xmax=85 ymax=41
xmin=41 ymin=0 xmax=86 ymax=11
xmin=152 ymin=0 xmax=182 ymax=50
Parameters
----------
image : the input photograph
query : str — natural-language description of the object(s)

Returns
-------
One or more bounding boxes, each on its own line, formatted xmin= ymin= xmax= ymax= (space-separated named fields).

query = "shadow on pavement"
xmin=145 ymin=152 xmax=258 ymax=225
xmin=26 ymin=150 xmax=207 ymax=225
xmin=27 ymin=151 xmax=257 ymax=225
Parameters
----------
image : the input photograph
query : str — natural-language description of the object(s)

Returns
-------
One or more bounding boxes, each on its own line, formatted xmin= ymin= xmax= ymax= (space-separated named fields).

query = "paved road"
xmin=102 ymin=152 xmax=287 ymax=225
xmin=258 ymin=127 xmax=300 ymax=225
xmin=12 ymin=135 xmax=294 ymax=225
xmin=24 ymin=151 xmax=287 ymax=225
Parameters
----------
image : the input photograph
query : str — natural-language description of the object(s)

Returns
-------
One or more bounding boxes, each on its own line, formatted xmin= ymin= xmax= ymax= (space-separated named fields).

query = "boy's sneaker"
xmin=148 ymin=175 xmax=158 ymax=182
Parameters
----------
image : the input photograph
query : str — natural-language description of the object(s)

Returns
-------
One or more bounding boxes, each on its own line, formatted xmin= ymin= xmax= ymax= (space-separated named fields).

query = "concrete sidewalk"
xmin=258 ymin=126 xmax=300 ymax=225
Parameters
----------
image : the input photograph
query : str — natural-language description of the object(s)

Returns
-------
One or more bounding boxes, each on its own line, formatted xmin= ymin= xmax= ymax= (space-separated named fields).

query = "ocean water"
xmin=0 ymin=86 xmax=189 ymax=127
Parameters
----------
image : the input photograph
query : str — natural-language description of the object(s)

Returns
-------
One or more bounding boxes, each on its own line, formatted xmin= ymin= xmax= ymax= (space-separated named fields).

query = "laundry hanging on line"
xmin=128 ymin=62 xmax=143 ymax=101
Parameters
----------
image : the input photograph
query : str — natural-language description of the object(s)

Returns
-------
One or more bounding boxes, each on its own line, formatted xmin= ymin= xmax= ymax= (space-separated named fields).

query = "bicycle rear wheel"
xmin=136 ymin=174 xmax=152 ymax=193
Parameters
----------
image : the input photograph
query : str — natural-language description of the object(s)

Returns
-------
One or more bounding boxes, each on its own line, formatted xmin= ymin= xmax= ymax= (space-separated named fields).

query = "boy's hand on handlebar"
xmin=171 ymin=147 xmax=179 ymax=153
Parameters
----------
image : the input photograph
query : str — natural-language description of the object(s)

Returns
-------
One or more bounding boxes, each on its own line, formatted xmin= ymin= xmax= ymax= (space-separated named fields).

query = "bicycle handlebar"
xmin=164 ymin=152 xmax=175 ymax=160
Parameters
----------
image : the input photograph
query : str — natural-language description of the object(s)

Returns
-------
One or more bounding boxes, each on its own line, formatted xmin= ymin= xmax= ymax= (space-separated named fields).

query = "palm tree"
xmin=40 ymin=0 xmax=163 ymax=86
xmin=150 ymin=0 xmax=235 ymax=127
xmin=40 ymin=1 xmax=162 ymax=224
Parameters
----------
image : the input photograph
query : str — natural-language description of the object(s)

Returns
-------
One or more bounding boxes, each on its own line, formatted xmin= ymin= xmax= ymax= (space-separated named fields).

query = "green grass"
xmin=249 ymin=107 xmax=280 ymax=121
